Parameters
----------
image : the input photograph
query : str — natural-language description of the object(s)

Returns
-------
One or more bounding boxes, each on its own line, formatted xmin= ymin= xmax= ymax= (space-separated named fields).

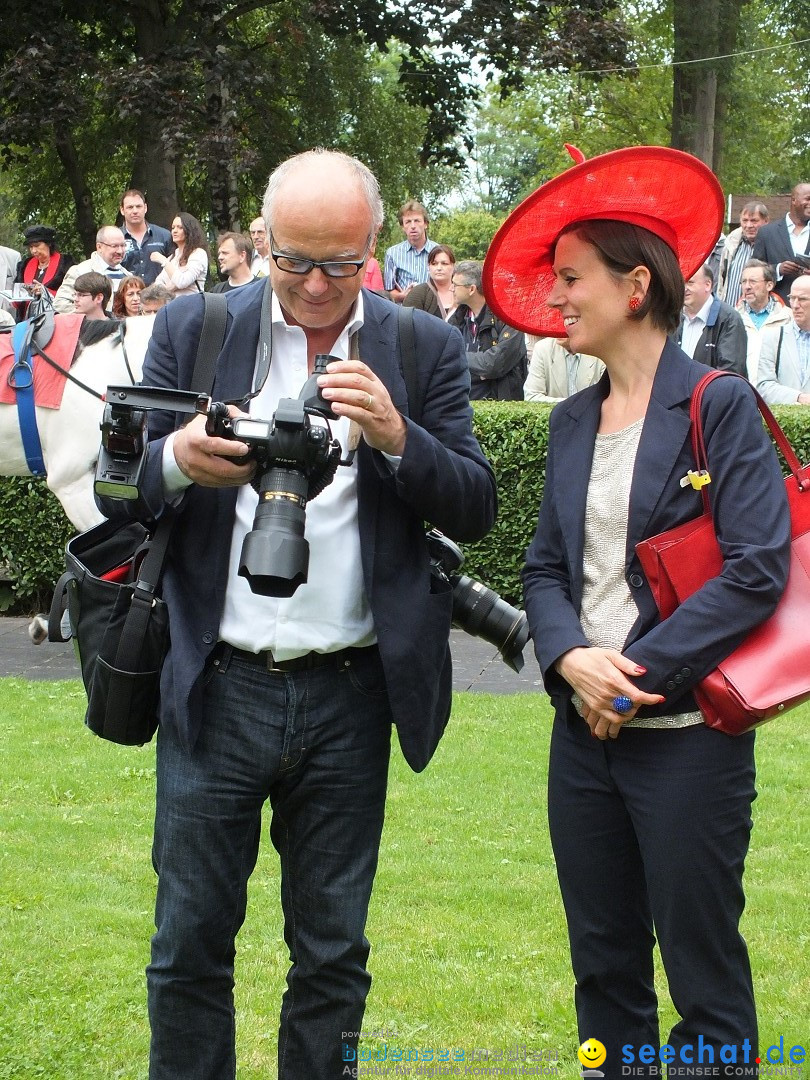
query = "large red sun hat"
xmin=482 ymin=145 xmax=725 ymax=337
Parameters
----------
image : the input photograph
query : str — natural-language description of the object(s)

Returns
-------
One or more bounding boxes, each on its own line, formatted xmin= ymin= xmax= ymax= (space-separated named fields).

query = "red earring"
xmin=628 ymin=296 xmax=641 ymax=312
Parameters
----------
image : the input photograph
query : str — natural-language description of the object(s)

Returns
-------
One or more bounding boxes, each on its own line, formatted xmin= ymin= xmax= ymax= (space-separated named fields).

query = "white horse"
xmin=0 ymin=315 xmax=155 ymax=532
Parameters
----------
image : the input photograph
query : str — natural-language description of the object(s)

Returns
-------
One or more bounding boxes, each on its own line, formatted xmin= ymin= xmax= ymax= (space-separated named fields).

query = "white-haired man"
xmin=735 ymin=259 xmax=791 ymax=382
xmin=97 ymin=148 xmax=496 ymax=1080
xmin=757 ymin=274 xmax=810 ymax=403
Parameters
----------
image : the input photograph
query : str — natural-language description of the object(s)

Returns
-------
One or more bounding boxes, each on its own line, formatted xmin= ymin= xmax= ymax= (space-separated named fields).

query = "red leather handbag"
xmin=636 ymin=370 xmax=810 ymax=735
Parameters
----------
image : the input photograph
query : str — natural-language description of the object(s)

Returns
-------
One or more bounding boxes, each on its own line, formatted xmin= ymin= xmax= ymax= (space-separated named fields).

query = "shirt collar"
xmin=786 ymin=212 xmax=810 ymax=236
xmin=122 ymin=223 xmax=151 ymax=238
xmin=744 ymin=297 xmax=774 ymax=316
xmin=687 ymin=296 xmax=713 ymax=324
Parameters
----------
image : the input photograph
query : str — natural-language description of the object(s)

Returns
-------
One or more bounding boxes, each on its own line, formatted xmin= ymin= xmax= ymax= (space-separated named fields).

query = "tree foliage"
xmin=0 ymin=1 xmax=633 ymax=251
xmin=433 ymin=209 xmax=505 ymax=261
xmin=460 ymin=0 xmax=809 ymax=220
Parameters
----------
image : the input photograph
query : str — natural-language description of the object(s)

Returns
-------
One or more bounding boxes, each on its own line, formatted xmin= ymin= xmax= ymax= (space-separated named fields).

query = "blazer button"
xmin=202 ymin=632 xmax=214 ymax=645
xmin=629 ymin=573 xmax=644 ymax=588
xmin=682 ymin=667 xmax=692 ymax=677
xmin=674 ymin=674 xmax=684 ymax=685
xmin=666 ymin=680 xmax=676 ymax=691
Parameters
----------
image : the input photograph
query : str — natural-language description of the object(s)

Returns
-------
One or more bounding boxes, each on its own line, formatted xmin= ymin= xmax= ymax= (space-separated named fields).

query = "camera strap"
xmin=253 ymin=277 xmax=274 ymax=395
xmin=251 ymin=277 xmax=366 ymax=455
xmin=346 ymin=333 xmax=363 ymax=455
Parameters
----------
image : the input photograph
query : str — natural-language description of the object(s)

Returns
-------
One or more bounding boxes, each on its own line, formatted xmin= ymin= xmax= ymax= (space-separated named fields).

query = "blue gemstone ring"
xmin=612 ymin=695 xmax=633 ymax=715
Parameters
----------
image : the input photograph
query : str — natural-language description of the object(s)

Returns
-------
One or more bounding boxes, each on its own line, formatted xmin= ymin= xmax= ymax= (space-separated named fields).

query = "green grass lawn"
xmin=0 ymin=680 xmax=807 ymax=1078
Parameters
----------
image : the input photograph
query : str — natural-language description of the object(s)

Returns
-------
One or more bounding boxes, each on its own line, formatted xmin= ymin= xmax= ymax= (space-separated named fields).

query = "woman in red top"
xmin=14 ymin=224 xmax=74 ymax=318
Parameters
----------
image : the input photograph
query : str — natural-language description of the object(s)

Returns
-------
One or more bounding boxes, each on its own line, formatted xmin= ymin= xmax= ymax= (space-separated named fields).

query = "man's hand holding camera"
xmin=317 ymin=358 xmax=407 ymax=457
xmin=173 ymin=406 xmax=255 ymax=488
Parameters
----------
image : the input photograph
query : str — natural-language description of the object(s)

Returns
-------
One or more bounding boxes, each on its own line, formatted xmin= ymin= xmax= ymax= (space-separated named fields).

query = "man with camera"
xmin=98 ymin=149 xmax=496 ymax=1080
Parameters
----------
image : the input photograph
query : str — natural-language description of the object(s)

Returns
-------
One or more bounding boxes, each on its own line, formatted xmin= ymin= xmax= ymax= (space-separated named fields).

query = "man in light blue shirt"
xmin=383 ymin=199 xmax=436 ymax=302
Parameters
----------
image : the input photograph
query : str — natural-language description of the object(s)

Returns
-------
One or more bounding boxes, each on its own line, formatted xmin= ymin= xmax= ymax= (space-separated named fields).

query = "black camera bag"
xmin=49 ymin=517 xmax=172 ymax=744
xmin=47 ymin=292 xmax=228 ymax=744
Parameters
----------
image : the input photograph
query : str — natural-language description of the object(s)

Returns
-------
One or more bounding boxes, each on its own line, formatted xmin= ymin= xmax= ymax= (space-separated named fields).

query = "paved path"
xmin=0 ymin=618 xmax=543 ymax=694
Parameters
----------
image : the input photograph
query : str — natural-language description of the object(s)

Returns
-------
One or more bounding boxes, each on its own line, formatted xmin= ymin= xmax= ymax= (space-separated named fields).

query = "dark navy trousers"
xmin=548 ymin=708 xmax=759 ymax=1080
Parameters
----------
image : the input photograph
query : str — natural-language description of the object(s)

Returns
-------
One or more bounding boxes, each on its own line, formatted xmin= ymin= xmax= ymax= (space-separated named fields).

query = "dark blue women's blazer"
xmin=523 ymin=339 xmax=791 ymax=720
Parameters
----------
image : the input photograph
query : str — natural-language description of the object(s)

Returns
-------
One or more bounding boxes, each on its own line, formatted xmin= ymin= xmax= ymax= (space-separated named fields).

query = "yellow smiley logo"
xmin=577 ymin=1039 xmax=607 ymax=1069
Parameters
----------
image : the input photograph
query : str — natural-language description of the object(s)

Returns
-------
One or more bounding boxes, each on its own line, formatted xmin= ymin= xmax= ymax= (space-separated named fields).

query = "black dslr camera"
xmin=95 ymin=354 xmax=346 ymax=597
xmin=426 ymin=528 xmax=530 ymax=672
xmin=205 ymin=354 xmax=343 ymax=597
xmin=96 ymin=371 xmax=531 ymax=671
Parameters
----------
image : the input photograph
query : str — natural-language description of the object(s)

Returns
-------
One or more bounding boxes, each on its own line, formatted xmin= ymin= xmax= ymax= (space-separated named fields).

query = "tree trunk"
xmin=711 ymin=0 xmax=746 ymax=177
xmin=53 ymin=129 xmax=96 ymax=255
xmin=205 ymin=62 xmax=241 ymax=231
xmin=671 ymin=0 xmax=721 ymax=165
xmin=129 ymin=119 xmax=178 ymax=228
xmin=127 ymin=0 xmax=179 ymax=226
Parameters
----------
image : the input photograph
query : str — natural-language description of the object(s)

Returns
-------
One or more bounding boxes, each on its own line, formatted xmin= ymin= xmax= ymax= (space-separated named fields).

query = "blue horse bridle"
xmin=4 ymin=313 xmax=136 ymax=478
xmin=9 ymin=318 xmax=46 ymax=476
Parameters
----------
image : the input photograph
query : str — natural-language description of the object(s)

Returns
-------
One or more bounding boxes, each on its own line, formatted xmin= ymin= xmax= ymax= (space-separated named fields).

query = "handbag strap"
xmin=689 ymin=370 xmax=810 ymax=515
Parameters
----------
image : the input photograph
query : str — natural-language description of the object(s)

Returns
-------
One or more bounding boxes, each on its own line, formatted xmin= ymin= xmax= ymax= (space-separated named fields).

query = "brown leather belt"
xmin=215 ymin=641 xmax=377 ymax=674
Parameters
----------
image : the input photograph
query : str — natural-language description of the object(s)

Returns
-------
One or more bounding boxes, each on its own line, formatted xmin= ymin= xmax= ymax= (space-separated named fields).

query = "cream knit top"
xmin=572 ymin=419 xmax=703 ymax=730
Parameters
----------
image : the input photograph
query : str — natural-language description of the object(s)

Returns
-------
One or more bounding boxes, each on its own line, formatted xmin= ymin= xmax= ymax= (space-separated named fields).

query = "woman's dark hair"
xmin=112 ymin=275 xmax=146 ymax=318
xmin=428 ymin=244 xmax=456 ymax=266
xmin=27 ymin=238 xmax=58 ymax=255
xmin=174 ymin=212 xmax=209 ymax=265
xmin=557 ymin=219 xmax=685 ymax=335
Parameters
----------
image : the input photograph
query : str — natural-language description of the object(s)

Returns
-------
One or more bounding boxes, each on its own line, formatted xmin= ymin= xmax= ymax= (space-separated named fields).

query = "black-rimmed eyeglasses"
xmin=269 ymin=234 xmax=372 ymax=278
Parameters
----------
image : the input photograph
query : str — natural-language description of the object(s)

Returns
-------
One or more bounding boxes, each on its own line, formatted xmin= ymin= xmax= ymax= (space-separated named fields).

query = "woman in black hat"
xmin=14 ymin=225 xmax=75 ymax=317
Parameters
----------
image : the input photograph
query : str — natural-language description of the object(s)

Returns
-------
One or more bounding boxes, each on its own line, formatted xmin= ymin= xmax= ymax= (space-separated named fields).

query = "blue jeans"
xmin=147 ymin=646 xmax=392 ymax=1080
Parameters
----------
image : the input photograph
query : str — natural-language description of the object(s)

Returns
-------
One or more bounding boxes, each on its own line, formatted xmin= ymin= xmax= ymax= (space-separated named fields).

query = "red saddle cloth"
xmin=0 ymin=313 xmax=85 ymax=409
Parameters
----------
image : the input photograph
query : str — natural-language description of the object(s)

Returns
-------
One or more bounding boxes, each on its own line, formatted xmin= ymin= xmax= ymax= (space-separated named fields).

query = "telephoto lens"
xmin=449 ymin=574 xmax=530 ymax=673
xmin=238 ymin=465 xmax=310 ymax=597
xmin=425 ymin=528 xmax=530 ymax=672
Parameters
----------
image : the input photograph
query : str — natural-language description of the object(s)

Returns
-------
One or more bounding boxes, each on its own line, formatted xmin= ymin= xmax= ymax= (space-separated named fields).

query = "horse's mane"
xmin=72 ymin=317 xmax=123 ymax=364
xmin=78 ymin=317 xmax=122 ymax=348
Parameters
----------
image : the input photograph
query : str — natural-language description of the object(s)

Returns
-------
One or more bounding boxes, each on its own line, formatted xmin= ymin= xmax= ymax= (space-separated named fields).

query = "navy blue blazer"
xmin=753 ymin=219 xmax=810 ymax=301
xmin=523 ymin=340 xmax=790 ymax=719
xmin=99 ymin=282 xmax=497 ymax=771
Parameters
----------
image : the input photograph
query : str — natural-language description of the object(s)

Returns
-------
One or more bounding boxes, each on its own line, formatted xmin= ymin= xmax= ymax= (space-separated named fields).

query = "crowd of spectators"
xmin=2 ymin=178 xmax=807 ymax=402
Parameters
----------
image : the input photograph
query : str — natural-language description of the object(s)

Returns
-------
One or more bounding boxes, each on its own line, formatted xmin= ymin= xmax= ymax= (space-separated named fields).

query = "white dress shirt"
xmin=786 ymin=212 xmax=810 ymax=258
xmin=680 ymin=296 xmax=713 ymax=359
xmin=166 ymin=291 xmax=376 ymax=657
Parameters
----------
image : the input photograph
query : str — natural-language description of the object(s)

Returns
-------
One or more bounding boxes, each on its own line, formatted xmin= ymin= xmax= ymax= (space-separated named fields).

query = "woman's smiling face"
xmin=548 ymin=230 xmax=633 ymax=358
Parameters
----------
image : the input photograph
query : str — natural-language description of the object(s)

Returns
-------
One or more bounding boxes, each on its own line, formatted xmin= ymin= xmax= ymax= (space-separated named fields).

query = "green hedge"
xmin=464 ymin=401 xmax=551 ymax=603
xmin=0 ymin=477 xmax=74 ymax=613
xmin=2 ymin=400 xmax=808 ymax=613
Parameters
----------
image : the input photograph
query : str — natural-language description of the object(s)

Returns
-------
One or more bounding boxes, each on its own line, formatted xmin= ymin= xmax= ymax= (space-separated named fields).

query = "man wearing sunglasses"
xmin=97 ymin=149 xmax=496 ymax=1080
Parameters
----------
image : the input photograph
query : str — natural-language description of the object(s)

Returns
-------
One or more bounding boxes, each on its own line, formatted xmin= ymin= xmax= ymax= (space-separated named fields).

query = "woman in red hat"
xmin=484 ymin=147 xmax=790 ymax=1076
